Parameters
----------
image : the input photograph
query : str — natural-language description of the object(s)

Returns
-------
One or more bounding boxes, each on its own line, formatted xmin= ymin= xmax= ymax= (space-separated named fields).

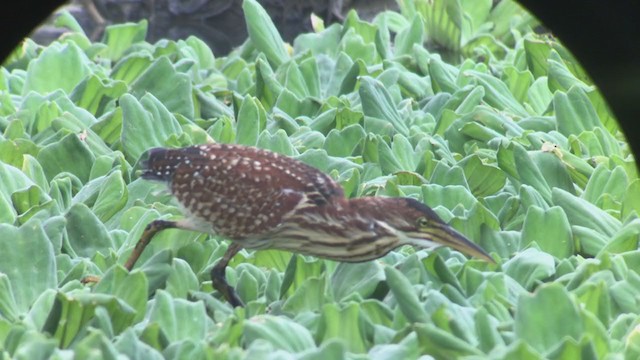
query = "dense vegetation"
xmin=0 ymin=0 xmax=638 ymax=358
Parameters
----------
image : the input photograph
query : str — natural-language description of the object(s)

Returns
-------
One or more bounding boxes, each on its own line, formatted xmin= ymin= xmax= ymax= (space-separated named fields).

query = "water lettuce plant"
xmin=0 ymin=0 xmax=639 ymax=358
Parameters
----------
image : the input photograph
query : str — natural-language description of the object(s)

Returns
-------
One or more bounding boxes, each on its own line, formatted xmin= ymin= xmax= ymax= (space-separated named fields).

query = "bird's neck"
xmin=345 ymin=197 xmax=393 ymax=218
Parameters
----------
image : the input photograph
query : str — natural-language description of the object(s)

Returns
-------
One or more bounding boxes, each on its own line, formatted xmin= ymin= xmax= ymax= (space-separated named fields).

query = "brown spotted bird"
xmin=125 ymin=143 xmax=493 ymax=307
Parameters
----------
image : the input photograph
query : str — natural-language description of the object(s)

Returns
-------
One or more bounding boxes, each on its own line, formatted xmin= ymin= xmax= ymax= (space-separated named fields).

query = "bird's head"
xmin=349 ymin=197 xmax=494 ymax=263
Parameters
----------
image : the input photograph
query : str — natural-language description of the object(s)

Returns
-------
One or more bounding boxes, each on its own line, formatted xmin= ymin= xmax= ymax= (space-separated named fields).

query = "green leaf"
xmin=65 ymin=203 xmax=115 ymax=258
xmin=282 ymin=277 xmax=326 ymax=313
xmin=54 ymin=10 xmax=86 ymax=34
xmin=235 ymin=265 xmax=261 ymax=304
xmin=454 ymin=86 xmax=485 ymax=115
xmin=317 ymin=302 xmax=367 ymax=353
xmin=110 ymin=52 xmax=154 ymax=84
xmin=417 ymin=0 xmax=463 ymax=51
xmin=503 ymin=248 xmax=555 ymax=290
xmin=515 ymin=283 xmax=584 ymax=354
xmin=274 ymin=89 xmax=320 ymax=118
xmin=376 ymin=136 xmax=406 ymax=174
xmin=0 ymin=160 xmax=36 ymax=204
xmin=37 ymin=133 xmax=95 ymax=183
xmin=236 ymin=95 xmax=266 ymax=146
xmin=280 ymin=255 xmax=324 ymax=297
xmin=572 ymin=226 xmax=608 ymax=257
xmin=422 ymin=184 xmax=477 ymax=212
xmin=208 ymin=116 xmax=236 ymax=144
xmin=92 ymin=170 xmax=128 ymax=222
xmin=624 ymin=316 xmax=640 ymax=358
xmin=474 ymin=307 xmax=505 ymax=353
xmin=297 ymin=56 xmax=321 ymax=98
xmin=0 ymin=274 xmax=20 ymax=321
xmin=343 ymin=10 xmax=377 ymax=44
xmin=243 ymin=0 xmax=289 ymax=67
xmin=573 ymin=281 xmax=611 ymax=328
xmin=70 ymin=74 xmax=128 ymax=116
xmin=73 ymin=329 xmax=121 ymax=359
xmin=552 ymin=188 xmax=621 ymax=237
xmin=0 ymin=219 xmax=57 ymax=313
xmin=42 ymin=292 xmax=136 ymax=347
xmin=113 ymin=328 xmax=164 ymax=359
xmin=359 ymin=77 xmax=409 ymax=136
xmin=524 ymin=36 xmax=552 ymax=78
xmin=527 ymin=77 xmax=553 ymax=115
xmin=623 ymin=179 xmax=640 ymax=219
xmin=460 ymin=155 xmax=506 ymax=197
xmin=394 ymin=15 xmax=424 ymax=56
xmin=282 ymin=61 xmax=310 ymax=99
xmin=296 ymin=149 xmax=361 ymax=175
xmin=165 ymin=259 xmax=199 ymax=299
xmin=299 ymin=340 xmax=346 ymax=360
xmin=465 ymin=70 xmax=529 ymax=117
xmin=340 ymin=29 xmax=378 ymax=65
xmin=513 ymin=144 xmax=552 ymax=203
xmin=529 ymin=150 xmax=575 ymax=195
xmin=243 ymin=315 xmax=316 ymax=352
xmin=323 ymin=124 xmax=366 ymax=157
xmin=130 ymin=56 xmax=194 ymax=119
xmin=293 ymin=24 xmax=342 ymax=56
xmin=503 ymin=66 xmax=534 ymax=103
xmin=554 ymin=86 xmax=603 ymax=137
xmin=548 ymin=57 xmax=590 ymax=94
xmin=147 ymin=290 xmax=208 ymax=342
xmin=182 ymin=36 xmax=216 ymax=70
xmin=0 ymin=139 xmax=39 ymax=169
xmin=414 ymin=323 xmax=483 ymax=358
xmin=23 ymin=42 xmax=90 ymax=95
xmin=582 ymin=164 xmax=627 ymax=208
xmin=120 ymin=93 xmax=183 ymax=162
xmin=257 ymin=129 xmax=296 ymax=155
xmin=494 ymin=340 xmax=544 ymax=359
xmin=521 ymin=206 xmax=574 ymax=258
xmin=12 ymin=185 xmax=53 ymax=224
xmin=429 ymin=56 xmax=459 ymax=93
xmin=598 ymin=219 xmax=640 ymax=256
xmin=92 ymin=266 xmax=149 ymax=323
xmin=102 ymin=21 xmax=148 ymax=61
xmin=384 ymin=266 xmax=428 ymax=323
xmin=331 ymin=262 xmax=384 ymax=301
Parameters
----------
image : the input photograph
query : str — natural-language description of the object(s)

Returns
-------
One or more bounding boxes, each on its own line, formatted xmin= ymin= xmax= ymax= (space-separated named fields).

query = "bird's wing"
xmin=144 ymin=144 xmax=345 ymax=239
xmin=197 ymin=144 xmax=345 ymax=205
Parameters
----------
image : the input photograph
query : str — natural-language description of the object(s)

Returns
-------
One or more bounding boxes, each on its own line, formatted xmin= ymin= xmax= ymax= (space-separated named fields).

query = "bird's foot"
xmin=210 ymin=242 xmax=245 ymax=307
xmin=212 ymin=275 xmax=245 ymax=308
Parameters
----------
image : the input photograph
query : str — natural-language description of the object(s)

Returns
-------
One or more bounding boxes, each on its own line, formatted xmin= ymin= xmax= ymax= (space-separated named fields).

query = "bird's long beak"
xmin=404 ymin=222 xmax=495 ymax=263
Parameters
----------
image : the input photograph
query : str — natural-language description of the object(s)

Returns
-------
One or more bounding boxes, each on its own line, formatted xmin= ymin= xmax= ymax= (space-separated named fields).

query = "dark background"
xmin=2 ymin=0 xmax=639 ymax=165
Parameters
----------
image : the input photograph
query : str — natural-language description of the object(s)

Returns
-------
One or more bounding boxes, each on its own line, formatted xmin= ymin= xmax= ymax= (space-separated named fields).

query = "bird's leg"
xmin=85 ymin=215 xmax=246 ymax=307
xmin=130 ymin=221 xmax=246 ymax=307
xmin=124 ymin=219 xmax=178 ymax=270
xmin=211 ymin=242 xmax=244 ymax=307
xmin=81 ymin=219 xmax=177 ymax=284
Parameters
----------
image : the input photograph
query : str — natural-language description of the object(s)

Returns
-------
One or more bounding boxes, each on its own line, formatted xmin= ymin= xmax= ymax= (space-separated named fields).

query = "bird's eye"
xmin=416 ymin=217 xmax=429 ymax=227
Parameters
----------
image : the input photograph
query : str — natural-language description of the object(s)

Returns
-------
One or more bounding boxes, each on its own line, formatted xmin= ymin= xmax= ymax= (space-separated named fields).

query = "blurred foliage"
xmin=0 ymin=0 xmax=638 ymax=359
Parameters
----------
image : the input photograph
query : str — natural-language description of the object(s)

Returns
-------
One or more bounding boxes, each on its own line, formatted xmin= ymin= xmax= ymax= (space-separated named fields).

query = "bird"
xmin=124 ymin=143 xmax=494 ymax=307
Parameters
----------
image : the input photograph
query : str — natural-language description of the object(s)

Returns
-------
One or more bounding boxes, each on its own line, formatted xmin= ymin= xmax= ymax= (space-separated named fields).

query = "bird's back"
xmin=142 ymin=144 xmax=345 ymax=241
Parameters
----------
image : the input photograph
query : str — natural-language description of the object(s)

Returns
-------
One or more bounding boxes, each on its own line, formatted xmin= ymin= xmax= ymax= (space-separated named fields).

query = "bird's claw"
xmin=213 ymin=280 xmax=245 ymax=308
xmin=211 ymin=265 xmax=245 ymax=307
